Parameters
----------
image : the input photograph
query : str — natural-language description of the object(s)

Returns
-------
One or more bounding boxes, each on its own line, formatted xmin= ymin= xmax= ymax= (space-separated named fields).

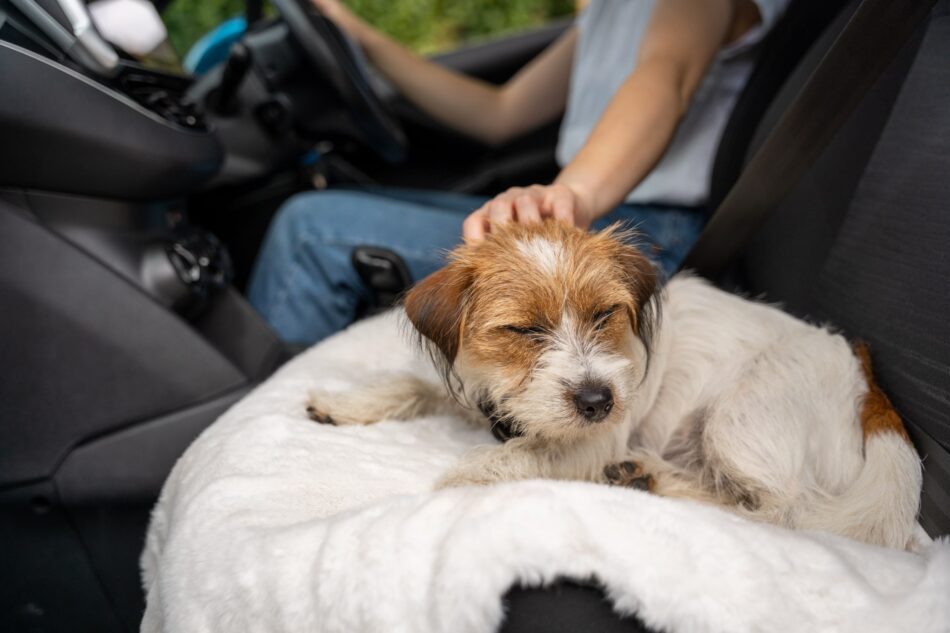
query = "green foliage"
xmin=342 ymin=0 xmax=575 ymax=53
xmin=162 ymin=0 xmax=574 ymax=58
xmin=163 ymin=0 xmax=244 ymax=58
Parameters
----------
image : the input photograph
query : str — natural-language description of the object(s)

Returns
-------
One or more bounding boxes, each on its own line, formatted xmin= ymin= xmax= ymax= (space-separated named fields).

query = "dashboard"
xmin=0 ymin=0 xmax=222 ymax=199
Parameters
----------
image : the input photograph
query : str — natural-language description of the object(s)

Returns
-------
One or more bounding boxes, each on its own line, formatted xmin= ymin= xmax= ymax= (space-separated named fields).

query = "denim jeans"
xmin=247 ymin=187 xmax=705 ymax=345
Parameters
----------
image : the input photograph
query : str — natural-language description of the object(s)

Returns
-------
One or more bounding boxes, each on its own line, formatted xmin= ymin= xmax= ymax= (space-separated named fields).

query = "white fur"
xmin=141 ymin=311 xmax=950 ymax=633
xmin=632 ymin=276 xmax=922 ymax=548
xmin=308 ymin=274 xmax=922 ymax=549
xmin=516 ymin=237 xmax=564 ymax=275
xmin=457 ymin=310 xmax=641 ymax=441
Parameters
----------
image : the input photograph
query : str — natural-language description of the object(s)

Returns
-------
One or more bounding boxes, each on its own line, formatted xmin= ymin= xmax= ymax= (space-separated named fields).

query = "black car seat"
xmin=735 ymin=0 xmax=950 ymax=539
xmin=707 ymin=0 xmax=853 ymax=212
xmin=497 ymin=0 xmax=949 ymax=630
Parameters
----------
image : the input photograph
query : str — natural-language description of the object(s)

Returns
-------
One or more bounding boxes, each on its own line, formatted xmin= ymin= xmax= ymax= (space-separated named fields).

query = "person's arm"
xmin=312 ymin=0 xmax=576 ymax=146
xmin=464 ymin=0 xmax=762 ymax=241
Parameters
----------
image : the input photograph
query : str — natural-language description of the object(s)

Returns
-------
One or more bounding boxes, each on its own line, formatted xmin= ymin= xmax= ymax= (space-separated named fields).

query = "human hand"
xmin=463 ymin=183 xmax=596 ymax=243
xmin=310 ymin=0 xmax=371 ymax=44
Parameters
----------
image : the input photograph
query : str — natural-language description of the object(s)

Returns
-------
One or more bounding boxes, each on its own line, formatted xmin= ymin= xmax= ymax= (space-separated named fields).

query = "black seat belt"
xmin=680 ymin=0 xmax=936 ymax=279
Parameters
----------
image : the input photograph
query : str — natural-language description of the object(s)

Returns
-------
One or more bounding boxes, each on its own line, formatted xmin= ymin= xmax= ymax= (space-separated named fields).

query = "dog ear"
xmin=616 ymin=241 xmax=660 ymax=344
xmin=404 ymin=261 xmax=471 ymax=373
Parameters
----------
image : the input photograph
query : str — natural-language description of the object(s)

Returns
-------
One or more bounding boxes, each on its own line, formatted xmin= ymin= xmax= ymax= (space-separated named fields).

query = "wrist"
xmin=324 ymin=5 xmax=374 ymax=49
xmin=554 ymin=176 xmax=600 ymax=226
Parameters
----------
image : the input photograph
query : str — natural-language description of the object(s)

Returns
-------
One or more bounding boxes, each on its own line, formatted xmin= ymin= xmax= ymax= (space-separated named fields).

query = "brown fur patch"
xmin=853 ymin=342 xmax=911 ymax=442
xmin=404 ymin=262 xmax=471 ymax=383
xmin=403 ymin=221 xmax=660 ymax=418
xmin=470 ymin=223 xmax=649 ymax=372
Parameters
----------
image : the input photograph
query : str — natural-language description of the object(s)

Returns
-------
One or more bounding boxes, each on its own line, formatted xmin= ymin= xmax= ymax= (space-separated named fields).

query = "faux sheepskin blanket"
xmin=141 ymin=311 xmax=950 ymax=633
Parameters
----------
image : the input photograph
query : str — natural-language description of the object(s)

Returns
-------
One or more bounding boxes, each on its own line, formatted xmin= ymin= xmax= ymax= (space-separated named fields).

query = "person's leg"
xmin=247 ymin=189 xmax=485 ymax=345
xmin=592 ymin=204 xmax=706 ymax=279
xmin=351 ymin=186 xmax=487 ymax=214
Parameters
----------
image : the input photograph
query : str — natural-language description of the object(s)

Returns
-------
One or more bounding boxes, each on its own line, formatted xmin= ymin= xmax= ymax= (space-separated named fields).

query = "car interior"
xmin=1 ymin=0 xmax=947 ymax=630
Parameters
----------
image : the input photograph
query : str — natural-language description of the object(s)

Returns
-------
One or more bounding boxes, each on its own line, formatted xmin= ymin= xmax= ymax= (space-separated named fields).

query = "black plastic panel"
xmin=1 ymin=390 xmax=246 ymax=633
xmin=55 ymin=389 xmax=247 ymax=504
xmin=0 ymin=200 xmax=247 ymax=485
xmin=55 ymin=390 xmax=248 ymax=631
xmin=0 ymin=40 xmax=222 ymax=200
xmin=192 ymin=288 xmax=287 ymax=381
xmin=0 ymin=481 xmax=124 ymax=633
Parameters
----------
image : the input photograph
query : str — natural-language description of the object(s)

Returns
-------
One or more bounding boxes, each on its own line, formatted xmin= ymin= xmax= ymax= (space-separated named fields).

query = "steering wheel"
xmin=271 ymin=0 xmax=408 ymax=163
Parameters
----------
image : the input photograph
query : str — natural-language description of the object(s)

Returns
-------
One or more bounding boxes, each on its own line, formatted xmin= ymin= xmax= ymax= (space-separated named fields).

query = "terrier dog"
xmin=307 ymin=222 xmax=922 ymax=549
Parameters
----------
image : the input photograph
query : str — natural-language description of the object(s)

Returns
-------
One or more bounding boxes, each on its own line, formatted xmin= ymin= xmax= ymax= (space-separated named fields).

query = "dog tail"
xmin=802 ymin=343 xmax=922 ymax=549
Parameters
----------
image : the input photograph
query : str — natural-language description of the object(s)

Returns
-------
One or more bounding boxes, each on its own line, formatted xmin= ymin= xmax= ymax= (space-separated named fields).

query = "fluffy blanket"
xmin=141 ymin=311 xmax=950 ymax=633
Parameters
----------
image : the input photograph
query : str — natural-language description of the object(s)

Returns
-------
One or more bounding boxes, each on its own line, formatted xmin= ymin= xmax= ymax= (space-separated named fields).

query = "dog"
xmin=307 ymin=221 xmax=922 ymax=549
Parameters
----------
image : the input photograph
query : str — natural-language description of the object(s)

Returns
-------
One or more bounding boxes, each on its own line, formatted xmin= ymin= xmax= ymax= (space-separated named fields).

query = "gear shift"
xmin=211 ymin=43 xmax=252 ymax=115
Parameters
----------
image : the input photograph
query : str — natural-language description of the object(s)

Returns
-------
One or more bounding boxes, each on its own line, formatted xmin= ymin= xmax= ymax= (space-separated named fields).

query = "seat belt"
xmin=680 ymin=0 xmax=936 ymax=279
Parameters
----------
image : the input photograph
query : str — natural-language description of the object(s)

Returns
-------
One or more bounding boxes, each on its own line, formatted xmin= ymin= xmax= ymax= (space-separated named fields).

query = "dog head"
xmin=404 ymin=221 xmax=659 ymax=442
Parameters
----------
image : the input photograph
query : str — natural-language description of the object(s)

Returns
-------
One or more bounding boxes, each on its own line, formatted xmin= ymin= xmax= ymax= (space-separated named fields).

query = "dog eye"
xmin=503 ymin=324 xmax=546 ymax=337
xmin=593 ymin=305 xmax=620 ymax=329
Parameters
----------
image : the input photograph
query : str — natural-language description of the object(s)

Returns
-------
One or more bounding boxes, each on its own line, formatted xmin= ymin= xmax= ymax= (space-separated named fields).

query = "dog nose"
xmin=573 ymin=385 xmax=613 ymax=422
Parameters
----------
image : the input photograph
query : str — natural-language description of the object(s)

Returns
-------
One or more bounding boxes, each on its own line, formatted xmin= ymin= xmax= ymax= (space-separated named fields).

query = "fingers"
xmin=466 ymin=189 xmax=522 ymax=243
xmin=513 ymin=194 xmax=542 ymax=225
xmin=464 ymin=184 xmax=583 ymax=244
xmin=549 ymin=196 xmax=575 ymax=225
xmin=488 ymin=197 xmax=515 ymax=227
xmin=310 ymin=0 xmax=368 ymax=43
xmin=310 ymin=0 xmax=338 ymax=17
xmin=489 ymin=187 xmax=545 ymax=226
xmin=463 ymin=209 xmax=489 ymax=243
xmin=545 ymin=184 xmax=577 ymax=226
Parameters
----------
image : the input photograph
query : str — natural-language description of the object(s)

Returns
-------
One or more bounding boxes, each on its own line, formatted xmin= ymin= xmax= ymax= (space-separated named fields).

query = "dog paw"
xmin=306 ymin=404 xmax=336 ymax=425
xmin=603 ymin=460 xmax=654 ymax=491
xmin=433 ymin=464 xmax=500 ymax=489
xmin=306 ymin=387 xmax=390 ymax=426
xmin=434 ymin=472 xmax=493 ymax=490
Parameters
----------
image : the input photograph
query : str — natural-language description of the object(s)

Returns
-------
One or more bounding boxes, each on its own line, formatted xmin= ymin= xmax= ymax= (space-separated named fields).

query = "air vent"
xmin=117 ymin=69 xmax=207 ymax=130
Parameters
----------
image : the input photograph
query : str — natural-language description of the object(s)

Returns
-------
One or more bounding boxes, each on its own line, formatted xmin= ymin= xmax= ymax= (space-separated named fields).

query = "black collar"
xmin=477 ymin=399 xmax=523 ymax=442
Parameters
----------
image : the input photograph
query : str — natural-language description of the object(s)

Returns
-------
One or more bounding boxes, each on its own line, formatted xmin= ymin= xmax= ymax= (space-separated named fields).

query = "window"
xmin=160 ymin=0 xmax=576 ymax=58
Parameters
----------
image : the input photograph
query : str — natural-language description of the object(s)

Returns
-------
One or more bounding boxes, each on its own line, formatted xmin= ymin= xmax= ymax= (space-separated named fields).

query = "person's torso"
xmin=557 ymin=0 xmax=783 ymax=207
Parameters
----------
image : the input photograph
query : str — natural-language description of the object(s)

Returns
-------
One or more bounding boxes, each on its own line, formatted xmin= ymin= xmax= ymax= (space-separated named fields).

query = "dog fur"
xmin=307 ymin=222 xmax=922 ymax=549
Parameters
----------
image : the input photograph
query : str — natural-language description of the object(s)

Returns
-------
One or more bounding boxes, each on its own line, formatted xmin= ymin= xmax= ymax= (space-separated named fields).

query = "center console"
xmin=0 ymin=2 xmax=290 ymax=630
xmin=0 ymin=0 xmax=220 ymax=199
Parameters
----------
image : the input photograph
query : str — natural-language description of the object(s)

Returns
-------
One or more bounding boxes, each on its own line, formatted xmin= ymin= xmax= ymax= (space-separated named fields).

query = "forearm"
xmin=556 ymin=0 xmax=736 ymax=220
xmin=555 ymin=59 xmax=688 ymax=220
xmin=358 ymin=29 xmax=511 ymax=144
xmin=461 ymin=0 xmax=750 ymax=242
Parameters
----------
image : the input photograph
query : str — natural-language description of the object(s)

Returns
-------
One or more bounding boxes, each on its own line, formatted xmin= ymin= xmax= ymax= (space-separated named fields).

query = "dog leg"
xmin=435 ymin=442 xmax=545 ymax=488
xmin=307 ymin=372 xmax=456 ymax=426
xmin=437 ymin=431 xmax=621 ymax=488
xmin=603 ymin=450 xmax=727 ymax=506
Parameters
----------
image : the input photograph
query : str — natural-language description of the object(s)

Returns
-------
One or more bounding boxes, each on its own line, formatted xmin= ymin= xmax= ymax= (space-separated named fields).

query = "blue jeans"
xmin=247 ymin=188 xmax=705 ymax=345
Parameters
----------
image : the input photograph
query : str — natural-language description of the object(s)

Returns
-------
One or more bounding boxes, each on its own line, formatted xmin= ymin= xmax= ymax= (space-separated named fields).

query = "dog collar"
xmin=477 ymin=399 xmax=522 ymax=442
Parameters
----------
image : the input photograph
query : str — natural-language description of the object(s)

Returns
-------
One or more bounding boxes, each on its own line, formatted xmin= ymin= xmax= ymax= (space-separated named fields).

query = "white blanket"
xmin=141 ymin=311 xmax=950 ymax=633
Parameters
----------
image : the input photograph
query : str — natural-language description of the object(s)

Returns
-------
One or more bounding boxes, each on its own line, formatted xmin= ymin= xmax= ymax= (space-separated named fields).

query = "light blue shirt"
xmin=557 ymin=0 xmax=790 ymax=207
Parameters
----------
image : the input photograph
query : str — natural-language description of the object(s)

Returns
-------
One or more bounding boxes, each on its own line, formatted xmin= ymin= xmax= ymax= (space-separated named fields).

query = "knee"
xmin=269 ymin=192 xmax=345 ymax=242
xmin=268 ymin=190 xmax=393 ymax=248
